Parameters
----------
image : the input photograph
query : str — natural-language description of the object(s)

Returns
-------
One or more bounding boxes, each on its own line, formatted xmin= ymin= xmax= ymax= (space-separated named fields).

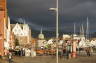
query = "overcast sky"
xmin=7 ymin=0 xmax=96 ymax=34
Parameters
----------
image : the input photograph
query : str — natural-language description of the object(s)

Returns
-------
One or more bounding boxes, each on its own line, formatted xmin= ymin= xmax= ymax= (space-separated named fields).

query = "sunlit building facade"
xmin=0 ymin=0 xmax=7 ymax=56
xmin=11 ymin=23 xmax=31 ymax=46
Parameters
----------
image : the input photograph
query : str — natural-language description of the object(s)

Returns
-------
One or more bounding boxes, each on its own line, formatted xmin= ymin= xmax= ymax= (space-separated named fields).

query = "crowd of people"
xmin=2 ymin=47 xmax=36 ymax=63
xmin=8 ymin=48 xmax=36 ymax=57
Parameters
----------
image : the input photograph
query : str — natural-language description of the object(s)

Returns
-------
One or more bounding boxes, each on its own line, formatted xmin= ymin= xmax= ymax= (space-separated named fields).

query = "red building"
xmin=0 ymin=11 xmax=4 ymax=56
xmin=0 ymin=0 xmax=7 ymax=56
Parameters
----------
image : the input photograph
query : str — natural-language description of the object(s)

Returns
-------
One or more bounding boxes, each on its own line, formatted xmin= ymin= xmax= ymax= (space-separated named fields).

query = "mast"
xmin=74 ymin=23 xmax=76 ymax=34
xmin=86 ymin=17 xmax=89 ymax=40
xmin=23 ymin=18 xmax=26 ymax=24
xmin=40 ymin=27 xmax=42 ymax=34
xmin=79 ymin=23 xmax=86 ymax=41
xmin=80 ymin=25 xmax=81 ymax=35
xmin=81 ymin=24 xmax=84 ymax=37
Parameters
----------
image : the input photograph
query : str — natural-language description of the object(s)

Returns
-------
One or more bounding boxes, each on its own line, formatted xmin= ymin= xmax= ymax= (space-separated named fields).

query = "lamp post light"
xmin=49 ymin=0 xmax=59 ymax=63
xmin=56 ymin=0 xmax=59 ymax=63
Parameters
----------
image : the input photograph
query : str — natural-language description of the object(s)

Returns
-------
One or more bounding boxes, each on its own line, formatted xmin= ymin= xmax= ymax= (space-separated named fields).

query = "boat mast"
xmin=74 ymin=23 xmax=76 ymax=34
xmin=81 ymin=24 xmax=84 ymax=37
xmin=86 ymin=17 xmax=89 ymax=40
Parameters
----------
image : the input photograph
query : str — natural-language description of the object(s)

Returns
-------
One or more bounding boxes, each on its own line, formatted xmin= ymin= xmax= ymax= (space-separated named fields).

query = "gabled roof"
xmin=10 ymin=23 xmax=28 ymax=30
xmin=12 ymin=23 xmax=24 ymax=36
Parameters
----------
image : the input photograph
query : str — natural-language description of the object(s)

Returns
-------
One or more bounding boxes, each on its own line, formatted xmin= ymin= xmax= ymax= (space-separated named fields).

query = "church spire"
xmin=40 ymin=27 xmax=43 ymax=34
xmin=38 ymin=27 xmax=44 ymax=39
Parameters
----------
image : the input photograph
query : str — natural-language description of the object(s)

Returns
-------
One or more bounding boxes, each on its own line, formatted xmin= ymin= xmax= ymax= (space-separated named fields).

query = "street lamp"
xmin=49 ymin=0 xmax=59 ymax=63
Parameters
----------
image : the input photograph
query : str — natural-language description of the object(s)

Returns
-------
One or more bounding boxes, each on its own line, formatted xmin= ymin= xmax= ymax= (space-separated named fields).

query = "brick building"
xmin=0 ymin=0 xmax=7 ymax=56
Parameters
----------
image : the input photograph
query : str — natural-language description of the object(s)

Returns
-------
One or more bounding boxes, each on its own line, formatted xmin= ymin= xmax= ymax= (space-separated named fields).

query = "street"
xmin=0 ymin=55 xmax=96 ymax=63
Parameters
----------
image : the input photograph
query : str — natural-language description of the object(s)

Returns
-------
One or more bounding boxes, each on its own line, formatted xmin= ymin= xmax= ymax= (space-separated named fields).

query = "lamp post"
xmin=56 ymin=0 xmax=59 ymax=63
xmin=49 ymin=0 xmax=59 ymax=63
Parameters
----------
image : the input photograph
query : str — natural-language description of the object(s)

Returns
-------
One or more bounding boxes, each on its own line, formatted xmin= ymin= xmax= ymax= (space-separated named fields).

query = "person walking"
xmin=85 ymin=47 xmax=91 ymax=56
xmin=8 ymin=52 xmax=12 ymax=63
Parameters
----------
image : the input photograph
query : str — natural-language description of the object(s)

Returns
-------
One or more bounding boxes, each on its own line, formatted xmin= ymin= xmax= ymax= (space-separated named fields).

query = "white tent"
xmin=90 ymin=40 xmax=96 ymax=47
xmin=47 ymin=39 xmax=54 ymax=44
xmin=78 ymin=40 xmax=86 ymax=48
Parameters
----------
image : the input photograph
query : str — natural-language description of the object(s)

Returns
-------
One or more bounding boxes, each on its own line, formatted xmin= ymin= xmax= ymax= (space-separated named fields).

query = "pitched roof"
xmin=10 ymin=23 xmax=28 ymax=31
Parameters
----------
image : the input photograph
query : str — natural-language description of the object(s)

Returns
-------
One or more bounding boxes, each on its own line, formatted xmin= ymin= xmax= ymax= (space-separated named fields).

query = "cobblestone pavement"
xmin=0 ymin=55 xmax=96 ymax=63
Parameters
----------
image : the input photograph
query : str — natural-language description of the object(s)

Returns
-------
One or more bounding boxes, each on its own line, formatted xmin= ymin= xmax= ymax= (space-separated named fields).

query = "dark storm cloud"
xmin=7 ymin=0 xmax=55 ymax=16
xmin=62 ymin=1 xmax=96 ymax=16
xmin=7 ymin=0 xmax=57 ymax=31
xmin=7 ymin=0 xmax=96 ymax=33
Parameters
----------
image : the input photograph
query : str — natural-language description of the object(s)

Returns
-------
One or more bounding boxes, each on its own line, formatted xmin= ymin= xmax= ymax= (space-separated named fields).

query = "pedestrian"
xmin=0 ymin=52 xmax=2 ymax=59
xmin=85 ymin=47 xmax=91 ymax=56
xmin=22 ymin=48 xmax=25 ymax=56
xmin=20 ymin=48 xmax=23 ymax=56
xmin=8 ymin=52 xmax=12 ymax=63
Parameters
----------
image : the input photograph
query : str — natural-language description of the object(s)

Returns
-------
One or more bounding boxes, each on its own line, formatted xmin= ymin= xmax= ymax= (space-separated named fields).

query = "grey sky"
xmin=7 ymin=0 xmax=96 ymax=33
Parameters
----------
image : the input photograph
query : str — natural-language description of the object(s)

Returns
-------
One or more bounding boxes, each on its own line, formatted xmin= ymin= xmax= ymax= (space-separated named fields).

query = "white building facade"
xmin=11 ymin=23 xmax=31 ymax=45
